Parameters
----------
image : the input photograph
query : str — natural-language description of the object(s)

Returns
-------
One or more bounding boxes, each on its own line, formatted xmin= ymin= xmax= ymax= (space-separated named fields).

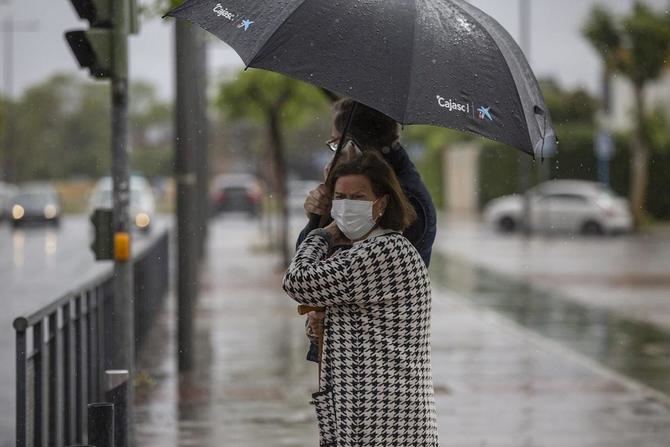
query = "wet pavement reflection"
xmin=135 ymin=216 xmax=319 ymax=446
xmin=431 ymin=254 xmax=670 ymax=397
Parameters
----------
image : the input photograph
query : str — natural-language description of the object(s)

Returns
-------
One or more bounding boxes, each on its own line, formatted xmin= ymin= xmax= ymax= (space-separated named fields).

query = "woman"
xmin=298 ymin=98 xmax=437 ymax=363
xmin=283 ymin=151 xmax=439 ymax=447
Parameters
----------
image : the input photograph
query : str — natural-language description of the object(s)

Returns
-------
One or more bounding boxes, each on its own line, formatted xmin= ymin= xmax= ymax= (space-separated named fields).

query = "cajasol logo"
xmin=213 ymin=3 xmax=236 ymax=21
xmin=238 ymin=19 xmax=254 ymax=31
xmin=436 ymin=96 xmax=471 ymax=115
xmin=477 ymin=106 xmax=493 ymax=121
xmin=213 ymin=3 xmax=254 ymax=31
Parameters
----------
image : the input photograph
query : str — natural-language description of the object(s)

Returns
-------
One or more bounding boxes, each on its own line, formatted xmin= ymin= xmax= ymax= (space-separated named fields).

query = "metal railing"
xmin=13 ymin=230 xmax=170 ymax=447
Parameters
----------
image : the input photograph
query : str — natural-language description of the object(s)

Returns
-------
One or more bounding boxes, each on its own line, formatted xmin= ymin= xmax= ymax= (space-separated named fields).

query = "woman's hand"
xmin=325 ymin=220 xmax=351 ymax=247
xmin=304 ymin=184 xmax=331 ymax=217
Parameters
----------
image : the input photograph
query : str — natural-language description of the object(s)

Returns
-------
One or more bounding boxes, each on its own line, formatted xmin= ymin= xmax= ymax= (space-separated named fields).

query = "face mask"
xmin=331 ymin=199 xmax=378 ymax=240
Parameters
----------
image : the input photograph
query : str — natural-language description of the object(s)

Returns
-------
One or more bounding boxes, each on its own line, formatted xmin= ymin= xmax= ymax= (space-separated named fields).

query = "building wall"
xmin=444 ymin=143 xmax=480 ymax=215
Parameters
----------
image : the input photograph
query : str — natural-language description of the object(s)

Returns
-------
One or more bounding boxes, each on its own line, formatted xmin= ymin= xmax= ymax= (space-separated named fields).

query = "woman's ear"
xmin=376 ymin=195 xmax=389 ymax=220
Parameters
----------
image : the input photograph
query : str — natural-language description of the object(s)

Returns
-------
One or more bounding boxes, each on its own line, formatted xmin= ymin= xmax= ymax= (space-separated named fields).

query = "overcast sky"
xmin=2 ymin=0 xmax=668 ymax=100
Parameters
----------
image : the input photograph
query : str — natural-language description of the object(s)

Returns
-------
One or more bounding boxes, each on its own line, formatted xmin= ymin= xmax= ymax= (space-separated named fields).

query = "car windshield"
xmin=92 ymin=189 xmax=146 ymax=208
xmin=14 ymin=192 xmax=56 ymax=207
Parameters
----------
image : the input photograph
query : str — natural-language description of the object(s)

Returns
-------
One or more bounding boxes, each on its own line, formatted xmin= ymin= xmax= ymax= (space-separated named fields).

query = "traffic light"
xmin=90 ymin=208 xmax=114 ymax=261
xmin=65 ymin=29 xmax=112 ymax=78
xmin=68 ymin=0 xmax=112 ymax=27
xmin=65 ymin=0 xmax=113 ymax=79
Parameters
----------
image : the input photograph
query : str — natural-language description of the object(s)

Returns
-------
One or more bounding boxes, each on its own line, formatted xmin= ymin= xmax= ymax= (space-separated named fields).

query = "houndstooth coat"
xmin=283 ymin=229 xmax=439 ymax=447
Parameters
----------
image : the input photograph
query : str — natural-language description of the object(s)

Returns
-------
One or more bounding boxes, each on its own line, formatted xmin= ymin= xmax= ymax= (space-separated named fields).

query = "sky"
xmin=1 ymin=0 xmax=669 ymax=100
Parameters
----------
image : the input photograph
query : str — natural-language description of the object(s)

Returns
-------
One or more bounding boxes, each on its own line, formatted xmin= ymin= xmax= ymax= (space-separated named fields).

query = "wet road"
xmin=435 ymin=216 xmax=670 ymax=397
xmin=0 ymin=216 xmax=167 ymax=447
xmin=437 ymin=216 xmax=670 ymax=330
xmin=136 ymin=215 xmax=670 ymax=446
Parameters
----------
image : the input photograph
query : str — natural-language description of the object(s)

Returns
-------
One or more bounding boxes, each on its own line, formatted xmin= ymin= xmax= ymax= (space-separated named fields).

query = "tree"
xmin=583 ymin=2 xmax=670 ymax=225
xmin=217 ymin=70 xmax=327 ymax=266
xmin=7 ymin=74 xmax=171 ymax=182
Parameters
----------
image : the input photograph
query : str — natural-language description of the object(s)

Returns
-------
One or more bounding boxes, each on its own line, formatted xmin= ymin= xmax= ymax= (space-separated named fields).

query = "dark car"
xmin=10 ymin=185 xmax=62 ymax=227
xmin=210 ymin=173 xmax=263 ymax=217
xmin=0 ymin=182 xmax=18 ymax=222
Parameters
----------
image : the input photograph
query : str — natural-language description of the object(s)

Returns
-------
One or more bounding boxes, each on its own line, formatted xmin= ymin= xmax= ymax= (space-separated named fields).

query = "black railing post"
xmin=105 ymin=370 xmax=129 ymax=447
xmin=13 ymin=317 xmax=28 ymax=447
xmin=35 ymin=319 xmax=47 ymax=447
xmin=13 ymin=229 xmax=171 ymax=447
xmin=88 ymin=402 xmax=115 ymax=447
xmin=64 ymin=301 xmax=77 ymax=445
xmin=75 ymin=294 xmax=87 ymax=443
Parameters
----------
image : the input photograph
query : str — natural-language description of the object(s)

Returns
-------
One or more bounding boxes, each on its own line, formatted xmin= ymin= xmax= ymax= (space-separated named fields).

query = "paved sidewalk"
xmin=135 ymin=217 xmax=670 ymax=446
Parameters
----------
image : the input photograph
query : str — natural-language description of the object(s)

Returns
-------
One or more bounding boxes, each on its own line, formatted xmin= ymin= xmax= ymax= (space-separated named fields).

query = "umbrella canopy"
xmin=167 ymin=0 xmax=556 ymax=157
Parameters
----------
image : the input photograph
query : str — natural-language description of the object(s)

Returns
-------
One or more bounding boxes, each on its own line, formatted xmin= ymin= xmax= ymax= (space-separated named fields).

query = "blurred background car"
xmin=483 ymin=180 xmax=633 ymax=236
xmin=287 ymin=179 xmax=320 ymax=215
xmin=210 ymin=173 xmax=263 ymax=217
xmin=0 ymin=182 xmax=18 ymax=223
xmin=88 ymin=175 xmax=156 ymax=232
xmin=10 ymin=183 xmax=62 ymax=227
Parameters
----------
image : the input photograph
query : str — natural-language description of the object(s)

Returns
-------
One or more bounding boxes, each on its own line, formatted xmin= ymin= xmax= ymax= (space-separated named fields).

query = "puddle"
xmin=430 ymin=254 xmax=670 ymax=396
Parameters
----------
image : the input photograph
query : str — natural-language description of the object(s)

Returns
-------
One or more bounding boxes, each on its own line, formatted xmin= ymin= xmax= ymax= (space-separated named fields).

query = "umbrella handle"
xmin=298 ymin=305 xmax=325 ymax=315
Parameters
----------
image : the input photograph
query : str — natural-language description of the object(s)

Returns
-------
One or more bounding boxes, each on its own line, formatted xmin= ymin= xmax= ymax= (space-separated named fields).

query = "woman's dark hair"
xmin=327 ymin=151 xmax=417 ymax=232
xmin=333 ymin=98 xmax=400 ymax=150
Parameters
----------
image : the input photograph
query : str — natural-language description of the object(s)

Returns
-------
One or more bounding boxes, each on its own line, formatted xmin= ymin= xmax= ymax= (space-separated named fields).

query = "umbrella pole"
xmin=300 ymin=102 xmax=359 ymax=386
xmin=316 ymin=101 xmax=359 ymax=228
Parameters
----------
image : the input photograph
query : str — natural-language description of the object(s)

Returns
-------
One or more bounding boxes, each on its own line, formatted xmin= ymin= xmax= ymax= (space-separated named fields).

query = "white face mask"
xmin=331 ymin=199 xmax=378 ymax=240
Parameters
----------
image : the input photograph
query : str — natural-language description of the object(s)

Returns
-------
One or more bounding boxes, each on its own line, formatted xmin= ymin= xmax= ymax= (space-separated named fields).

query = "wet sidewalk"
xmin=135 ymin=217 xmax=670 ymax=446
xmin=436 ymin=214 xmax=670 ymax=331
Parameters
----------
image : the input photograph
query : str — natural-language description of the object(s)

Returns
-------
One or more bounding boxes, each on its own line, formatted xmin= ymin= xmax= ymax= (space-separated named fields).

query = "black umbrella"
xmin=166 ymin=0 xmax=556 ymax=157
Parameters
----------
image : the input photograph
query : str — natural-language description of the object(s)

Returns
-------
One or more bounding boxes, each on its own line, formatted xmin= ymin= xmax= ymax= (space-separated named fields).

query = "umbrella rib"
xmin=247 ymin=0 xmax=311 ymax=69
xmin=451 ymin=0 xmax=537 ymax=155
xmin=401 ymin=1 xmax=420 ymax=124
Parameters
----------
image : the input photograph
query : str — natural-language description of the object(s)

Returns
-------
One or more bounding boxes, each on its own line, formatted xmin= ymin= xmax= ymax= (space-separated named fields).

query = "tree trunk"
xmin=268 ymin=111 xmax=290 ymax=268
xmin=630 ymin=84 xmax=650 ymax=228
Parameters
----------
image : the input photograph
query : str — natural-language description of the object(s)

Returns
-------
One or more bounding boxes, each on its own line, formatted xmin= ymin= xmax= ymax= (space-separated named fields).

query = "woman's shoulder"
xmin=358 ymin=232 xmax=418 ymax=255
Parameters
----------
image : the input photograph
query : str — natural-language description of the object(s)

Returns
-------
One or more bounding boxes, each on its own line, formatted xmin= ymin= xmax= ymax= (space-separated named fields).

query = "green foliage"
xmin=217 ymin=70 xmax=328 ymax=129
xmin=619 ymin=3 xmax=670 ymax=87
xmin=583 ymin=2 xmax=670 ymax=223
xmin=645 ymin=107 xmax=670 ymax=153
xmin=583 ymin=2 xmax=670 ymax=87
xmin=540 ymin=79 xmax=597 ymax=125
xmin=8 ymin=74 xmax=172 ymax=182
xmin=12 ymin=75 xmax=110 ymax=180
xmin=582 ymin=6 xmax=622 ymax=71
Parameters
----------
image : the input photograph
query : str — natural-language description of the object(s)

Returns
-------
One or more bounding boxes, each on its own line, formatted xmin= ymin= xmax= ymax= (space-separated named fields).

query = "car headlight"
xmin=44 ymin=204 xmax=58 ymax=219
xmin=12 ymin=205 xmax=24 ymax=220
xmin=135 ymin=213 xmax=151 ymax=229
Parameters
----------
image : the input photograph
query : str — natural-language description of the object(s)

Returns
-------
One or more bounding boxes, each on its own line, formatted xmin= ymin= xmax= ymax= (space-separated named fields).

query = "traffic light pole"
xmin=110 ymin=0 xmax=133 ymax=444
xmin=65 ymin=0 xmax=134 ymax=444
xmin=175 ymin=20 xmax=199 ymax=373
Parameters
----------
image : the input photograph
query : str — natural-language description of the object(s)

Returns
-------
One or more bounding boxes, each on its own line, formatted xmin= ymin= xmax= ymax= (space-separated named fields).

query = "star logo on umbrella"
xmin=239 ymin=19 xmax=254 ymax=31
xmin=477 ymin=106 xmax=493 ymax=121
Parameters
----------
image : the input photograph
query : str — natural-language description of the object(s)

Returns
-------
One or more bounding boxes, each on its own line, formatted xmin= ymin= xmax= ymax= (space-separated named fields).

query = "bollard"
xmin=105 ymin=370 xmax=129 ymax=447
xmin=88 ymin=402 xmax=114 ymax=447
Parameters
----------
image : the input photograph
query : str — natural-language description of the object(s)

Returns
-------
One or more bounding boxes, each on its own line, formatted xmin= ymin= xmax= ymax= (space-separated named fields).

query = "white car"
xmin=483 ymin=180 xmax=633 ymax=235
xmin=88 ymin=176 xmax=156 ymax=232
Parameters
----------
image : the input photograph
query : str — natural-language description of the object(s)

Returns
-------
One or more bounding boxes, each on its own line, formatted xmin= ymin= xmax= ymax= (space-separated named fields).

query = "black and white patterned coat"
xmin=283 ymin=230 xmax=439 ymax=447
